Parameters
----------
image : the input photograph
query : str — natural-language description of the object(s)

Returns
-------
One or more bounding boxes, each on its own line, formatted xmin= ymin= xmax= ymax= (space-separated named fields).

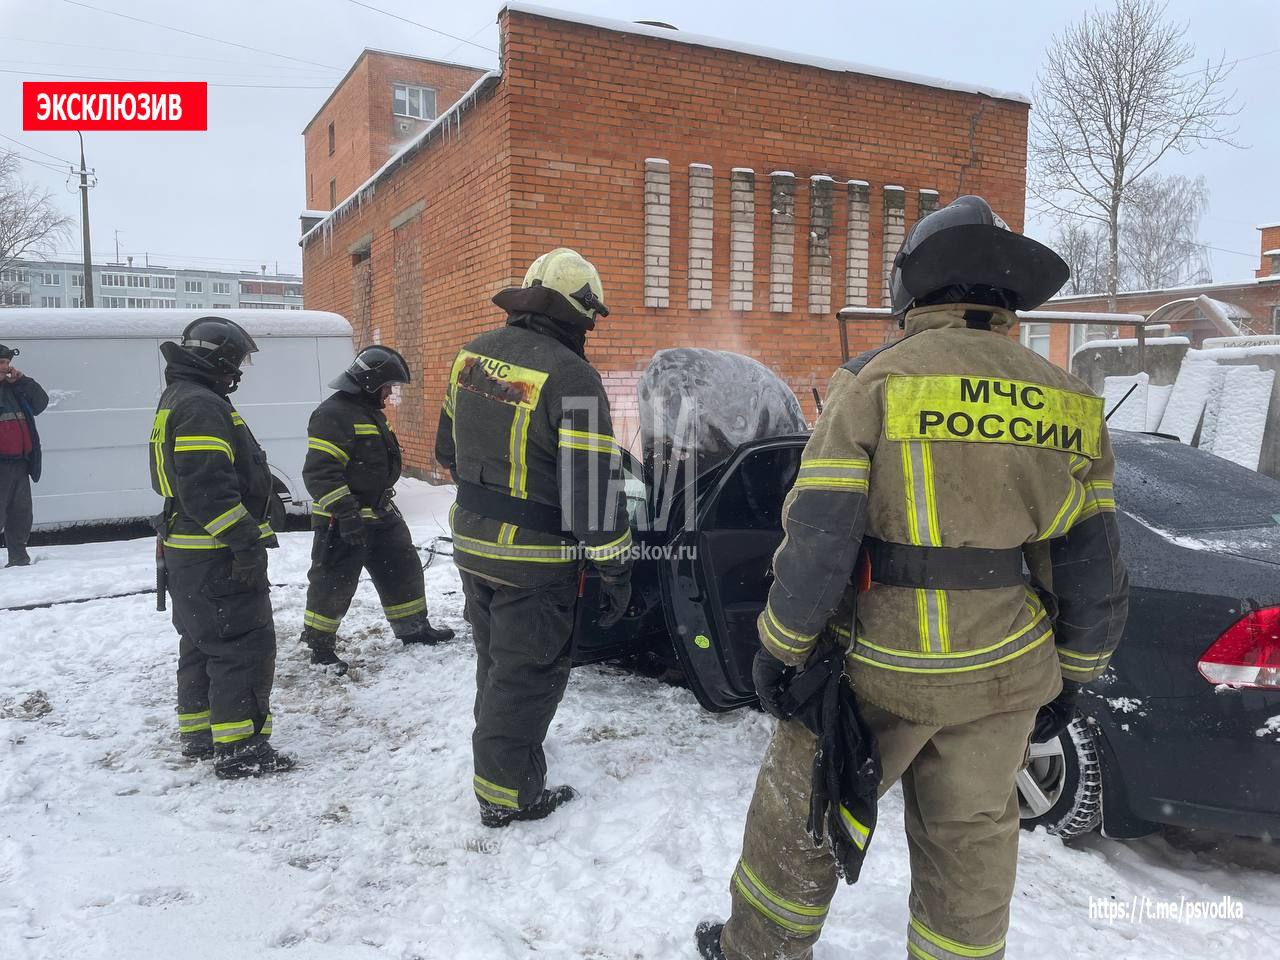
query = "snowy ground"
xmin=3 ymin=481 xmax=1279 ymax=959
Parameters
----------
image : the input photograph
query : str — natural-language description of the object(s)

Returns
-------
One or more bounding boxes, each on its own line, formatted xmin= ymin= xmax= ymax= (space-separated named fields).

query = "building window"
xmin=0 ymin=291 xmax=31 ymax=306
xmin=72 ymin=273 xmax=84 ymax=287
xmin=1 ymin=269 xmax=29 ymax=284
xmin=71 ymin=297 xmax=82 ymax=308
xmin=1273 ymin=305 xmax=1280 ymax=334
xmin=392 ymin=83 xmax=435 ymax=120
xmin=39 ymin=272 xmax=61 ymax=286
xmin=127 ymin=274 xmax=151 ymax=288
xmin=101 ymin=273 xmax=126 ymax=287
xmin=155 ymin=298 xmax=176 ymax=308
xmin=101 ymin=296 xmax=127 ymax=308
xmin=329 ymin=178 xmax=337 ymax=208
xmin=212 ymin=281 xmax=231 ymax=295
xmin=212 ymin=302 xmax=232 ymax=309
xmin=185 ymin=280 xmax=203 ymax=293
xmin=1020 ymin=322 xmax=1053 ymax=359
xmin=153 ymin=275 xmax=176 ymax=290
xmin=327 ymin=121 xmax=335 ymax=156
xmin=1271 ymin=254 xmax=1280 ymax=276
xmin=40 ymin=296 xmax=62 ymax=308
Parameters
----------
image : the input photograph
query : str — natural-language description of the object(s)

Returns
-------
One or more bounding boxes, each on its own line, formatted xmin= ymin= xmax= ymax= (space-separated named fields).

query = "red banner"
xmin=22 ymin=82 xmax=208 ymax=131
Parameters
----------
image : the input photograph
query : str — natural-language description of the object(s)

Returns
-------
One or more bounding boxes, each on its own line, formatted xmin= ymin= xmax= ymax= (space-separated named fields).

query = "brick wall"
xmin=303 ymin=51 xmax=488 ymax=211
xmin=303 ymin=10 xmax=1029 ymax=478
xmin=1259 ymin=225 xmax=1280 ymax=278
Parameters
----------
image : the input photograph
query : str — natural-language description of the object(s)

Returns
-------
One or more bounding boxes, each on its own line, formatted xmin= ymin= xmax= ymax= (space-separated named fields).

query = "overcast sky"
xmin=1 ymin=0 xmax=1276 ymax=280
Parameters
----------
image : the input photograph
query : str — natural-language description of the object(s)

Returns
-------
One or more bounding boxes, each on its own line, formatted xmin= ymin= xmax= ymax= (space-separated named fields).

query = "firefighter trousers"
xmin=302 ymin=514 xmax=429 ymax=644
xmin=460 ymin=568 xmax=578 ymax=809
xmin=166 ymin=545 xmax=277 ymax=750
xmin=722 ymin=699 xmax=1038 ymax=960
xmin=0 ymin=460 xmax=33 ymax=563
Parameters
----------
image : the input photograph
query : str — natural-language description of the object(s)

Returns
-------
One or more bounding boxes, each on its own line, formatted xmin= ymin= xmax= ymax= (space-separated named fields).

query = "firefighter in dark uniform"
xmin=300 ymin=345 xmax=454 ymax=674
xmin=696 ymin=197 xmax=1129 ymax=959
xmin=435 ymin=247 xmax=634 ymax=827
xmin=149 ymin=317 xmax=295 ymax=780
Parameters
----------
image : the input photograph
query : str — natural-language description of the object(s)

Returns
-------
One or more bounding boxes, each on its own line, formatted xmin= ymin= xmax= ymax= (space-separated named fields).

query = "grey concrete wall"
xmin=1071 ymin=340 xmax=1190 ymax=394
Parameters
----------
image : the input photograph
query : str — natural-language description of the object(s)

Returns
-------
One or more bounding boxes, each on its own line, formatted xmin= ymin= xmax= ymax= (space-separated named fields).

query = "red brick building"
xmin=1029 ymin=223 xmax=1280 ymax=372
xmin=300 ymin=3 xmax=1032 ymax=478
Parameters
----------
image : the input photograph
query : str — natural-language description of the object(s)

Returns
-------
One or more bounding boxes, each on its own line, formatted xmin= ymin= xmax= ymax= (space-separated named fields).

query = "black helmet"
xmin=178 ymin=317 xmax=258 ymax=376
xmin=0 ymin=344 xmax=18 ymax=360
xmin=889 ymin=195 xmax=1069 ymax=315
xmin=329 ymin=345 xmax=411 ymax=395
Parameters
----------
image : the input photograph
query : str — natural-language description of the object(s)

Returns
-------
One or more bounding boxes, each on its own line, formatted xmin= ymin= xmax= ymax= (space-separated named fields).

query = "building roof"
xmin=301 ymin=47 xmax=490 ymax=134
xmin=503 ymin=2 xmax=1031 ymax=104
xmin=1258 ymin=222 xmax=1280 ymax=230
xmin=0 ymin=309 xmax=349 ymax=339
xmin=1050 ymin=274 xmax=1280 ymax=303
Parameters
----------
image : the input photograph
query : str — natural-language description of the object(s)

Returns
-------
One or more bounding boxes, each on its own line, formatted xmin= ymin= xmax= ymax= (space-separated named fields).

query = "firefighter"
xmin=0 ymin=344 xmax=47 ymax=567
xmin=150 ymin=317 xmax=295 ymax=780
xmin=300 ymin=345 xmax=454 ymax=674
xmin=435 ymin=247 xmax=634 ymax=828
xmin=696 ymin=197 xmax=1129 ymax=960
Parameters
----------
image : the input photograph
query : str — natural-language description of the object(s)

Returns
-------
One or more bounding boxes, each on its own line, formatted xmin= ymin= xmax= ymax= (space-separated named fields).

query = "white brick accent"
xmin=688 ymin=164 xmax=714 ymax=310
xmin=882 ymin=185 xmax=906 ymax=308
xmin=917 ymin=188 xmax=940 ymax=224
xmin=644 ymin=158 xmax=671 ymax=309
xmin=770 ymin=172 xmax=796 ymax=313
xmin=808 ymin=175 xmax=833 ymax=315
xmin=730 ymin=169 xmax=755 ymax=311
xmin=845 ymin=181 xmax=870 ymax=308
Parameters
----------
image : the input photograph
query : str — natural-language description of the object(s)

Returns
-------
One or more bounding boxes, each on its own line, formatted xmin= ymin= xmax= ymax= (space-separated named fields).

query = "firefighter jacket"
xmin=435 ymin=311 xmax=633 ymax=589
xmin=303 ymin=391 xmax=402 ymax=526
xmin=760 ymin=304 xmax=1129 ymax=726
xmin=0 ymin=375 xmax=48 ymax=481
xmin=149 ymin=360 xmax=278 ymax=553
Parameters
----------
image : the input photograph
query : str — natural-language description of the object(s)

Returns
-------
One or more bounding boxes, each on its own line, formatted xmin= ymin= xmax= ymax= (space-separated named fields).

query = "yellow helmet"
xmin=522 ymin=247 xmax=609 ymax=320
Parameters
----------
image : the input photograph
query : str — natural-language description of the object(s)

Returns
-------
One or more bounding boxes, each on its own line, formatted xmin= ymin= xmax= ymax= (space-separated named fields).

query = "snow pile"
xmin=4 ymin=481 xmax=1280 ymax=958
xmin=1102 ymin=374 xmax=1149 ymax=433
xmin=1200 ymin=367 xmax=1275 ymax=471
xmin=1158 ymin=355 xmax=1224 ymax=443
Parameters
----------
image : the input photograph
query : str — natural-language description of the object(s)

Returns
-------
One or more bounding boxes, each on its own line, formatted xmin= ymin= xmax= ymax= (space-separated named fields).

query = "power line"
xmin=0 ymin=66 xmax=332 ymax=89
xmin=60 ymin=0 xmax=341 ymax=71
xmin=440 ymin=18 xmax=499 ymax=62
xmin=344 ymin=0 xmax=498 ymax=54
xmin=4 ymin=151 xmax=70 ymax=176
xmin=0 ymin=58 xmax=334 ymax=82
xmin=0 ymin=131 xmax=75 ymax=166
xmin=0 ymin=33 xmax=341 ymax=73
xmin=1176 ymin=47 xmax=1280 ymax=79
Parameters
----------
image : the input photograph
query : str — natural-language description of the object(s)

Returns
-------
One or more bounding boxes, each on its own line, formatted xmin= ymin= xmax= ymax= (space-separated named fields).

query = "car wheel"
xmin=1017 ymin=717 xmax=1102 ymax=838
xmin=267 ymin=492 xmax=287 ymax=533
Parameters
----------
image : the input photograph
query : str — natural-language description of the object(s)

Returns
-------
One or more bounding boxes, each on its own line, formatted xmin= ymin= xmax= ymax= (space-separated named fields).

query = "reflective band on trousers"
xmin=304 ymin=609 xmax=341 ymax=633
xmin=177 ymin=709 xmax=210 ymax=733
xmin=163 ymin=523 xmax=273 ymax=550
xmin=850 ymin=610 xmax=1052 ymax=674
xmin=384 ymin=597 xmax=426 ymax=620
xmin=583 ymin=529 xmax=632 ymax=561
xmin=211 ymin=719 xmax=256 ymax=744
xmin=474 ymin=775 xmax=519 ymax=809
xmin=907 ymin=916 xmax=1005 ymax=960
xmin=732 ymin=859 xmax=827 ymax=935
xmin=1058 ymin=646 xmax=1112 ymax=679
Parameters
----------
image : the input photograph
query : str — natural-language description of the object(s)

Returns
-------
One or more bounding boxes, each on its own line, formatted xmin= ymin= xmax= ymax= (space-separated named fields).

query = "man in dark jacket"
xmin=0 ymin=344 xmax=48 ymax=567
xmin=436 ymin=247 xmax=634 ymax=827
xmin=150 ymin=317 xmax=294 ymax=780
xmin=300 ymin=345 xmax=454 ymax=675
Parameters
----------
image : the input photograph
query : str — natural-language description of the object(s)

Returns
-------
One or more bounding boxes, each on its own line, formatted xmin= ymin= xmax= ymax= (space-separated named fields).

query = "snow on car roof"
xmin=0 ymin=308 xmax=351 ymax=339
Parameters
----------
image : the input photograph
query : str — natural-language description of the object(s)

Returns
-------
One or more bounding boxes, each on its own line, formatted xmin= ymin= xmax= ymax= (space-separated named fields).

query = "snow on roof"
xmin=769 ymin=170 xmax=795 ymax=177
xmin=848 ymin=179 xmax=869 ymax=187
xmin=731 ymin=167 xmax=755 ymax=174
xmin=919 ymin=188 xmax=939 ymax=195
xmin=0 ymin=309 xmax=351 ymax=340
xmin=1072 ymin=335 xmax=1190 ymax=357
xmin=810 ymin=174 xmax=835 ymax=181
xmin=884 ymin=184 xmax=905 ymax=191
xmin=1193 ymin=344 xmax=1280 ymax=361
xmin=1050 ymin=275 xmax=1278 ymax=302
xmin=1026 ymin=310 xmax=1146 ymax=324
xmin=301 ymin=209 xmax=328 ymax=219
xmin=689 ymin=162 xmax=712 ymax=169
xmin=1263 ymin=249 xmax=1280 ymax=256
xmin=644 ymin=157 xmax=669 ymax=165
xmin=1258 ymin=221 xmax=1280 ymax=230
xmin=302 ymin=70 xmax=502 ymax=247
xmin=503 ymin=2 xmax=1030 ymax=103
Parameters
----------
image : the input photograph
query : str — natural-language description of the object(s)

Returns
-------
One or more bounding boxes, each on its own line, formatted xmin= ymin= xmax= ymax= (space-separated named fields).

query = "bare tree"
xmin=1030 ymin=0 xmax=1241 ymax=308
xmin=1052 ymin=219 xmax=1109 ymax=296
xmin=1120 ymin=173 xmax=1212 ymax=291
xmin=0 ymin=151 xmax=72 ymax=296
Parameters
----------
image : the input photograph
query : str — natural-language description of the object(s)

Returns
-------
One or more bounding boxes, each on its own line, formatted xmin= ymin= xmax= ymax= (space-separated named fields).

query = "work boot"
xmin=5 ymin=550 xmax=31 ymax=567
xmin=301 ymin=628 xmax=348 ymax=675
xmin=480 ymin=785 xmax=577 ymax=828
xmin=214 ymin=740 xmax=297 ymax=780
xmin=402 ymin=621 xmax=455 ymax=645
xmin=181 ymin=732 xmax=215 ymax=761
xmin=694 ymin=922 xmax=727 ymax=960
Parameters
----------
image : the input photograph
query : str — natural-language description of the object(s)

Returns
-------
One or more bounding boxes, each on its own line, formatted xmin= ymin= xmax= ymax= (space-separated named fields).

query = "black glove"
xmin=336 ymin=510 xmax=367 ymax=548
xmin=229 ymin=546 xmax=268 ymax=585
xmin=597 ymin=572 xmax=632 ymax=629
xmin=1032 ymin=680 xmax=1083 ymax=743
xmin=753 ymin=648 xmax=795 ymax=721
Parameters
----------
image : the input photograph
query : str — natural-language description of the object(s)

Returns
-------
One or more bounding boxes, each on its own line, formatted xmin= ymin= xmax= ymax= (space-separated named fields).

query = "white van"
xmin=0 ymin=309 xmax=353 ymax=530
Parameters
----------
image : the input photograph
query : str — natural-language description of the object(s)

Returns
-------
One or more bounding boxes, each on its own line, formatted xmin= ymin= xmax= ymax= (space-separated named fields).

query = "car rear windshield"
xmin=1112 ymin=431 xmax=1280 ymax=533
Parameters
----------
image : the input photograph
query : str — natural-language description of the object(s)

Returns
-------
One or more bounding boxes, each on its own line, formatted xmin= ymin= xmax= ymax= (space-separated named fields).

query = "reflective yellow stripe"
xmin=851 ymin=610 xmax=1051 ymax=674
xmin=258 ymin=522 xmax=274 ymax=540
xmin=260 ymin=713 xmax=272 ymax=738
xmin=498 ymin=523 xmax=516 ymax=545
xmin=473 ymin=775 xmax=519 ymax=809
xmin=304 ymin=609 xmax=341 ymax=632
xmin=451 ymin=506 xmax=575 ymax=564
xmin=442 ymin=393 xmax=454 ymax=417
xmin=557 ymin=427 xmax=620 ymax=455
xmin=908 ymin=916 xmax=1005 ymax=960
xmin=583 ymin=529 xmax=632 ymax=561
xmin=509 ymin=407 xmax=531 ymax=499
xmin=163 ymin=534 xmax=228 ymax=550
xmin=353 ymin=423 xmax=380 ymax=436
xmin=173 ymin=435 xmax=234 ymax=461
xmin=794 ymin=459 xmax=869 ymax=492
xmin=384 ymin=597 xmax=427 ymax=620
xmin=838 ymin=805 xmax=870 ymax=850
xmin=758 ymin=605 xmax=815 ymax=657
xmin=1078 ymin=479 xmax=1117 ymax=522
xmin=231 ymin=412 xmax=245 ymax=426
xmin=150 ymin=409 xmax=174 ymax=497
xmin=177 ymin=710 xmax=210 ymax=732
xmin=316 ymin=485 xmax=351 ymax=509
xmin=903 ymin=441 xmax=948 ymax=653
xmin=732 ymin=860 xmax=827 ymax=935
xmin=204 ymin=503 xmax=249 ymax=537
xmin=308 ymin=437 xmax=349 ymax=464
xmin=211 ymin=719 xmax=256 ymax=744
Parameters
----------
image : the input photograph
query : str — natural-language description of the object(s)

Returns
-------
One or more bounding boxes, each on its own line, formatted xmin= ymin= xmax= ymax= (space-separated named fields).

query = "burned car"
xmin=567 ymin=350 xmax=1280 ymax=841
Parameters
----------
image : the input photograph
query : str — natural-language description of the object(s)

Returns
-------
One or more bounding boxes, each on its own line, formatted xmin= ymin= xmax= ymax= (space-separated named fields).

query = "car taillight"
xmin=1198 ymin=607 xmax=1280 ymax=689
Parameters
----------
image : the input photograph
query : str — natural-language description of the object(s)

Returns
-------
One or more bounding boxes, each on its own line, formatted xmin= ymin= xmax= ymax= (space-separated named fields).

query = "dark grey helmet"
xmin=330 ymin=344 xmax=411 ymax=395
xmin=178 ymin=316 xmax=258 ymax=376
xmin=889 ymin=195 xmax=1069 ymax=314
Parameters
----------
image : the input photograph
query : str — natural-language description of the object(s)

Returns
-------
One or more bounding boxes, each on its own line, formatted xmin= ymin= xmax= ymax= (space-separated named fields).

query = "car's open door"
xmin=659 ymin=436 xmax=807 ymax=710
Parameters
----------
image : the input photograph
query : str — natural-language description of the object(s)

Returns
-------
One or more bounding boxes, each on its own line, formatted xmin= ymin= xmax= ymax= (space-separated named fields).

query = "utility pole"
xmin=77 ymin=131 xmax=95 ymax=308
xmin=114 ymin=230 xmax=121 ymax=264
